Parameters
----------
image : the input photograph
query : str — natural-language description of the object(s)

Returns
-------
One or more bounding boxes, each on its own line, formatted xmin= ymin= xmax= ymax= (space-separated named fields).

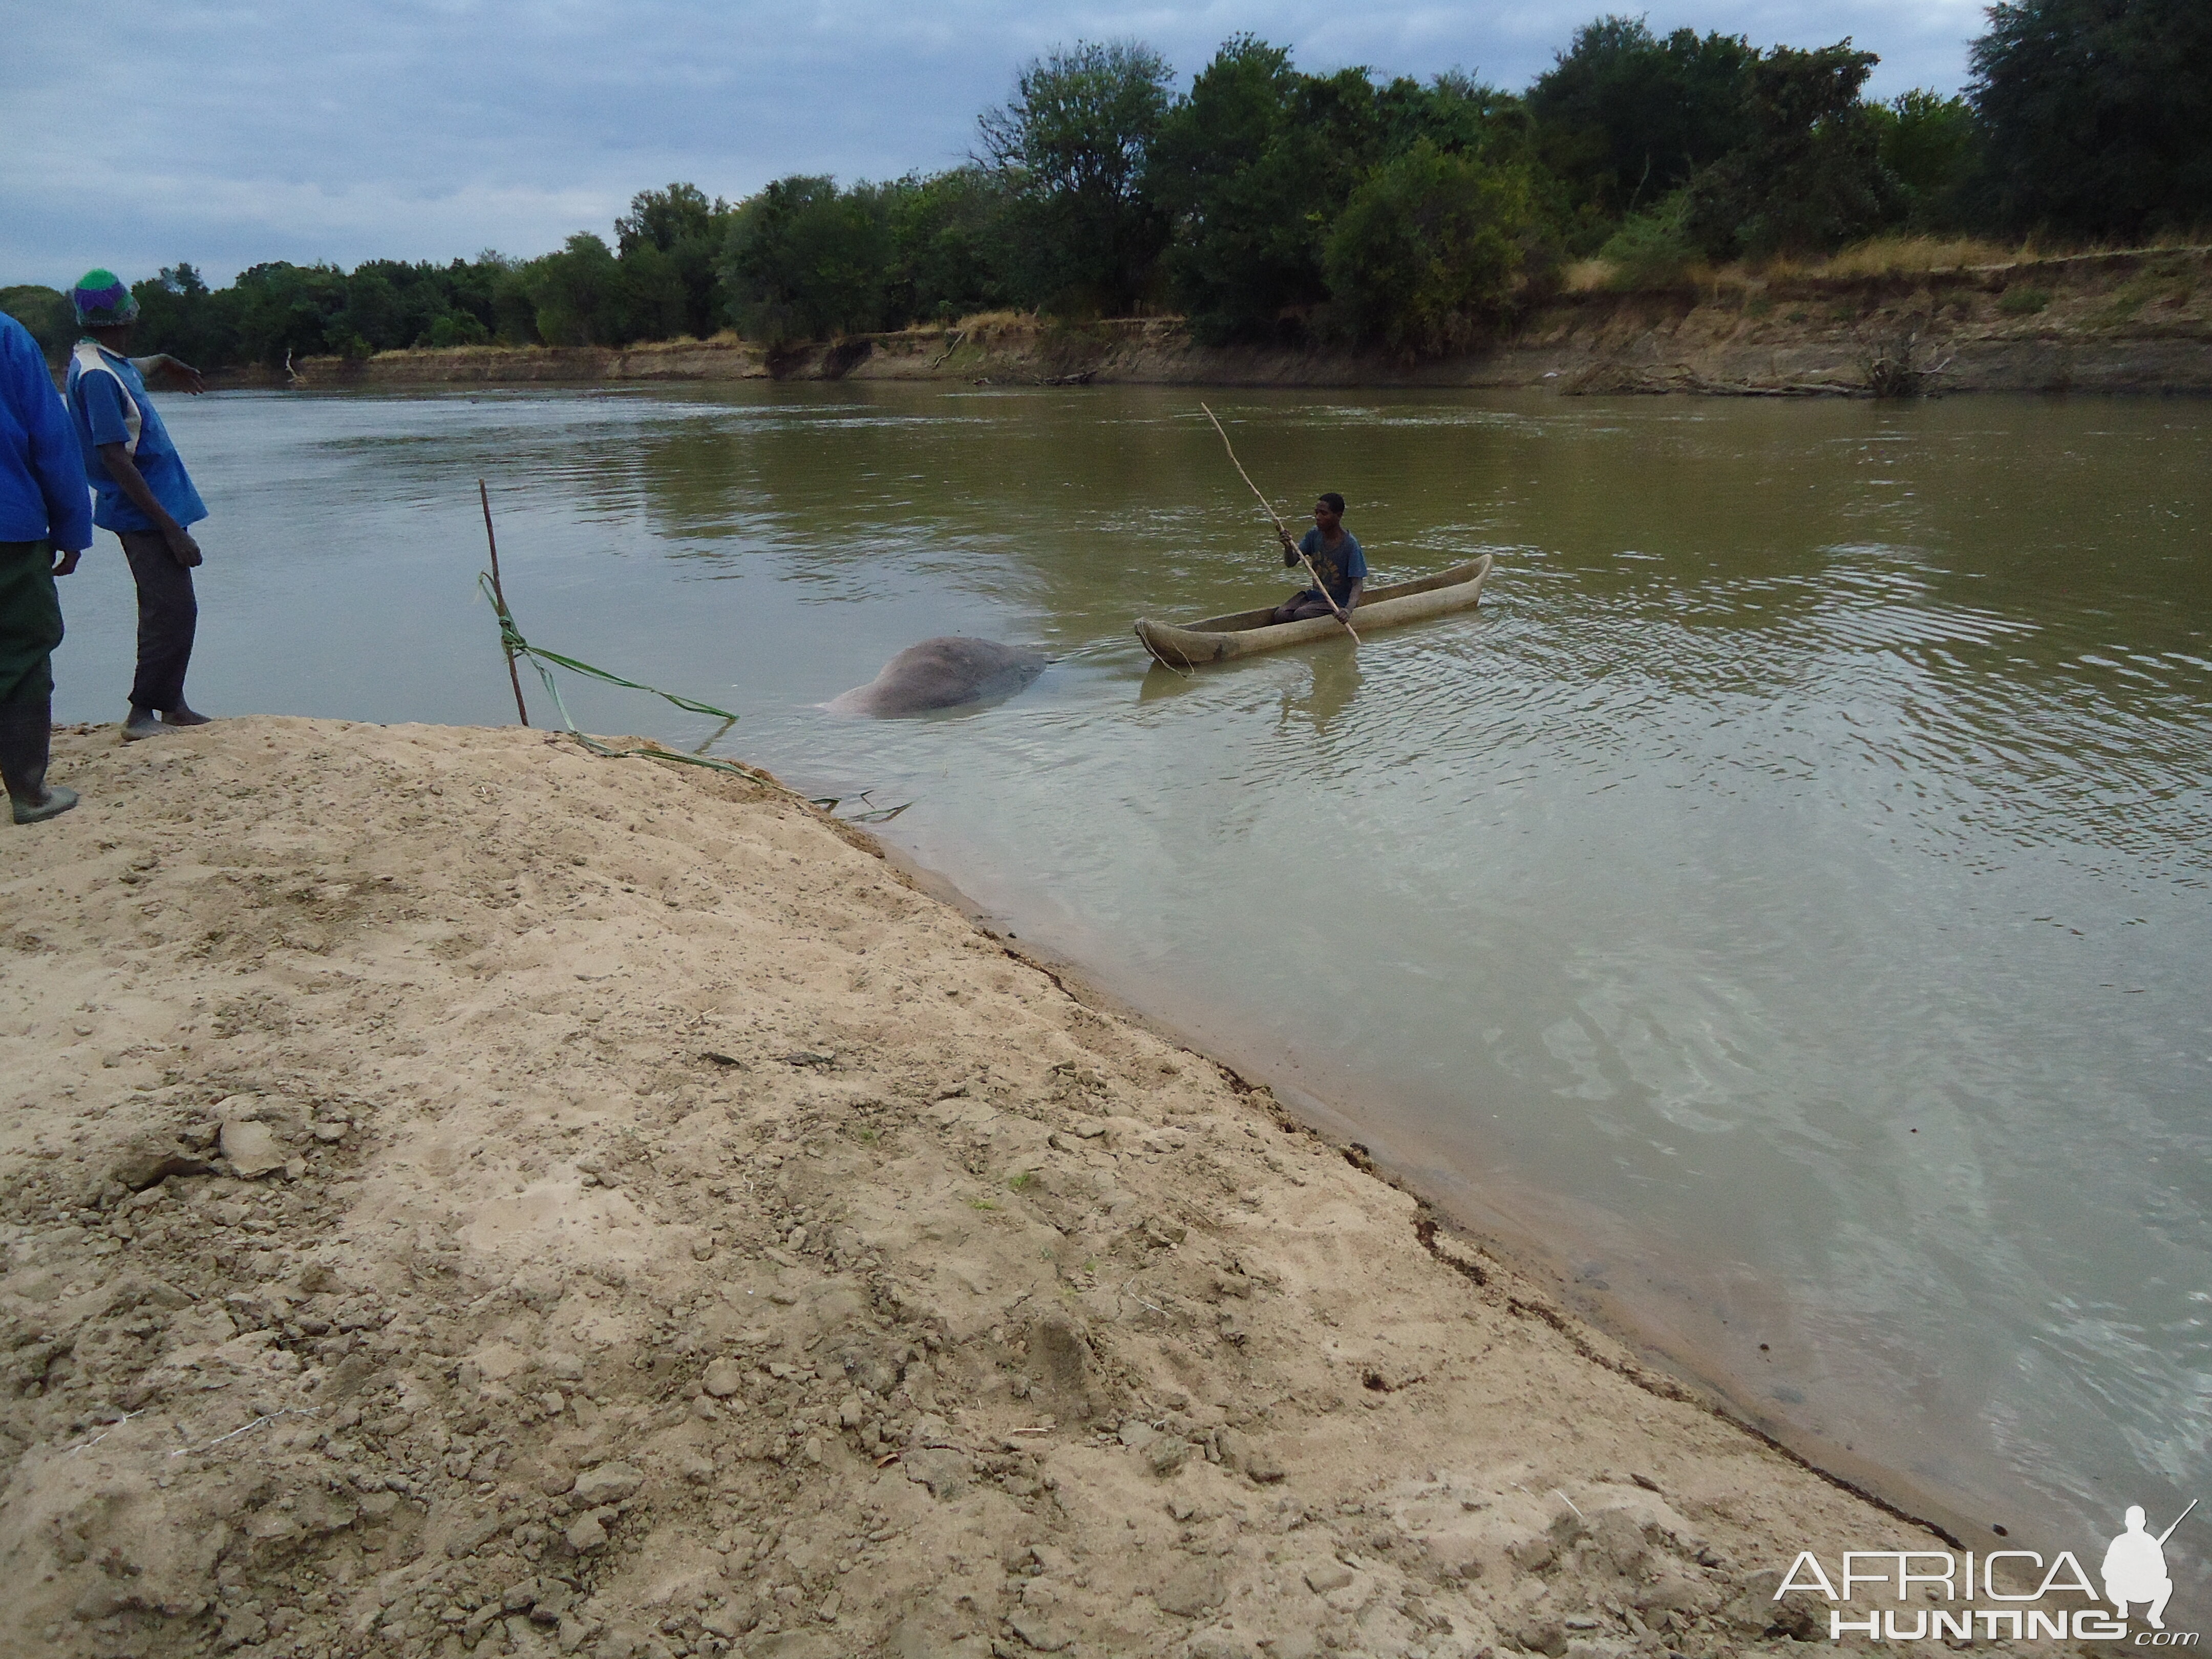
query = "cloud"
xmin=1 ymin=0 xmax=1987 ymax=289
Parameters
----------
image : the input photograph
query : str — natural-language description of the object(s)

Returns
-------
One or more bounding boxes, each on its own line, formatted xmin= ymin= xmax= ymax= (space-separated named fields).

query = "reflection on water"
xmin=53 ymin=382 xmax=2212 ymax=1571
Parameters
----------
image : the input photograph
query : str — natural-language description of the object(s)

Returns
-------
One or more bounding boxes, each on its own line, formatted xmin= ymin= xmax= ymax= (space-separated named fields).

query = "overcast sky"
xmin=3 ymin=0 xmax=1989 ymax=291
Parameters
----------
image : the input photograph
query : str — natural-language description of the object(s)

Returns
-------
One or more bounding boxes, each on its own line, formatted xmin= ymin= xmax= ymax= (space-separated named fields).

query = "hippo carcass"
xmin=827 ymin=637 xmax=1046 ymax=717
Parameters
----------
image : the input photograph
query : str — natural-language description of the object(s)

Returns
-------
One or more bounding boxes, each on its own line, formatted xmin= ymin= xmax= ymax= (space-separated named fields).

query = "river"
xmin=49 ymin=382 xmax=2212 ymax=1574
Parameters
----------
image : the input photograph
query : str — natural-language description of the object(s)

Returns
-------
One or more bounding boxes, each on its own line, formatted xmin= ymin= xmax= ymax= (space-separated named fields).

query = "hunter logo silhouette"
xmin=2104 ymin=1500 xmax=2195 ymax=1629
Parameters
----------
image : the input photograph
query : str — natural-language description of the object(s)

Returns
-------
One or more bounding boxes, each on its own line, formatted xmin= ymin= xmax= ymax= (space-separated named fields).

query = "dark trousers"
xmin=0 ymin=539 xmax=63 ymax=707
xmin=118 ymin=529 xmax=198 ymax=712
xmin=0 ymin=540 xmax=62 ymax=805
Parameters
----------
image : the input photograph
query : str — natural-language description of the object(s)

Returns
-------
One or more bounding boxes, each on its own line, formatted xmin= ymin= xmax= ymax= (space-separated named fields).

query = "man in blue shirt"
xmin=0 ymin=309 xmax=94 ymax=823
xmin=1270 ymin=492 xmax=1367 ymax=625
xmin=64 ymin=269 xmax=212 ymax=741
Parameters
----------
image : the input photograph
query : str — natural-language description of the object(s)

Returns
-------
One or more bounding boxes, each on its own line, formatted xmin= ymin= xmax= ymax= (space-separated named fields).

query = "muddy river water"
xmin=50 ymin=382 xmax=2211 ymax=1575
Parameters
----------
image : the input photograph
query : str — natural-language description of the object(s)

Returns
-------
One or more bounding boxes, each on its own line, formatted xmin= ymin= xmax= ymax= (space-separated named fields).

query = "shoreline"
xmin=856 ymin=847 xmax=2000 ymax=1561
xmin=11 ymin=716 xmax=2113 ymax=1659
xmin=212 ymin=245 xmax=2212 ymax=399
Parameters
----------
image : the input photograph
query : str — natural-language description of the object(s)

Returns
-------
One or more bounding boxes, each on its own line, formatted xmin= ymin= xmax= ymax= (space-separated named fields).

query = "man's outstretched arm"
xmin=128 ymin=355 xmax=207 ymax=394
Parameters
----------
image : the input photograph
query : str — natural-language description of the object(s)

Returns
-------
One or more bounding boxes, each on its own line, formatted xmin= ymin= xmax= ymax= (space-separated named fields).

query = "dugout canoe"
xmin=1134 ymin=553 xmax=1494 ymax=668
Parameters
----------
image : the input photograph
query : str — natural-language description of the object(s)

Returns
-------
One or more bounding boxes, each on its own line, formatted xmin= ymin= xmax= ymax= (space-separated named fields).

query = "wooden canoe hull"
xmin=1134 ymin=554 xmax=1495 ymax=667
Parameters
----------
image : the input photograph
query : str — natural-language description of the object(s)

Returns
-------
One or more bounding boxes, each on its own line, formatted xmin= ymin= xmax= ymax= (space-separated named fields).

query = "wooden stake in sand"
xmin=1199 ymin=402 xmax=1359 ymax=645
xmin=479 ymin=480 xmax=531 ymax=727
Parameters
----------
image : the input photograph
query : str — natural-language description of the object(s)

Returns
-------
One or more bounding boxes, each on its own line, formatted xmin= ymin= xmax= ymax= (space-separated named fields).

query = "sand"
xmin=0 ymin=717 xmax=1932 ymax=1659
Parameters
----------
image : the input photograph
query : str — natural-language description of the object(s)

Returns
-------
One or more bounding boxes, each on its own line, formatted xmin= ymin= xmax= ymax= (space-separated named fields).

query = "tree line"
xmin=4 ymin=0 xmax=2203 ymax=367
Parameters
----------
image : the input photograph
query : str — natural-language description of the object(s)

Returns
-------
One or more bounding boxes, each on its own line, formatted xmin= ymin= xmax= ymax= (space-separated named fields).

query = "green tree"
xmin=616 ymin=181 xmax=720 ymax=252
xmin=1323 ymin=140 xmax=1540 ymax=353
xmin=1145 ymin=46 xmax=1434 ymax=345
xmin=1866 ymin=91 xmax=1983 ymax=228
xmin=615 ymin=182 xmax=735 ymax=336
xmin=1147 ymin=42 xmax=1562 ymax=344
xmin=229 ymin=263 xmax=349 ymax=366
xmin=979 ymin=40 xmax=1175 ymax=314
xmin=1683 ymin=42 xmax=1901 ymax=259
xmin=434 ymin=253 xmax=518 ymax=343
xmin=488 ymin=262 xmax=541 ymax=345
xmin=610 ymin=241 xmax=694 ymax=341
xmin=129 ymin=265 xmax=238 ymax=366
xmin=886 ymin=167 xmax=1014 ymax=322
xmin=1378 ymin=70 xmax=1537 ymax=163
xmin=721 ymin=177 xmax=896 ymax=343
xmin=1 ymin=285 xmax=77 ymax=361
xmin=1528 ymin=17 xmax=1757 ymax=219
xmin=1969 ymin=0 xmax=2212 ymax=239
xmin=526 ymin=233 xmax=626 ymax=345
xmin=1146 ymin=38 xmax=1351 ymax=343
xmin=332 ymin=269 xmax=406 ymax=353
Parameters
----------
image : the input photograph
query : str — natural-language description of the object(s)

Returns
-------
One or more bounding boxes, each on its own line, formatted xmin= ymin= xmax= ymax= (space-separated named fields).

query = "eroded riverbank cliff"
xmin=228 ymin=247 xmax=2212 ymax=398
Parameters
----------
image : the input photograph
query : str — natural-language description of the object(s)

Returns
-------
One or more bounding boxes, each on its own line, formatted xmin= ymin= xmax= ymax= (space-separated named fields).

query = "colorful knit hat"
xmin=71 ymin=269 xmax=140 ymax=328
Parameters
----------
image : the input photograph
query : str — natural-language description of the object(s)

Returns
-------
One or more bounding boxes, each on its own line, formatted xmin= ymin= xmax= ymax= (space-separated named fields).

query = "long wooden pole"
xmin=479 ymin=480 xmax=531 ymax=727
xmin=1199 ymin=402 xmax=1359 ymax=644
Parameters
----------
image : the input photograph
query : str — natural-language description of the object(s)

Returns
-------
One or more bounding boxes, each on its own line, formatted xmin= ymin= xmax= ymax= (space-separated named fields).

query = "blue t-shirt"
xmin=66 ymin=341 xmax=207 ymax=535
xmin=0 ymin=313 xmax=93 ymax=549
xmin=1298 ymin=527 xmax=1367 ymax=604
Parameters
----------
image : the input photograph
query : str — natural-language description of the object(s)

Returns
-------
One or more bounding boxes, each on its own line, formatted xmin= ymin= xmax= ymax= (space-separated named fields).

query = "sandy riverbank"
xmin=1 ymin=717 xmax=1937 ymax=1659
xmin=218 ymin=246 xmax=2212 ymax=398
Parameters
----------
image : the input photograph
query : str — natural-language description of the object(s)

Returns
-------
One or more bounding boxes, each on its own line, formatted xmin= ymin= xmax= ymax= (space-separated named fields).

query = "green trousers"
xmin=0 ymin=541 xmax=64 ymax=708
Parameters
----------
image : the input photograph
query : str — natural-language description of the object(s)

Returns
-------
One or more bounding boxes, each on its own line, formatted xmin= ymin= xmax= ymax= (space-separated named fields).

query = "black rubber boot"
xmin=1 ymin=698 xmax=77 ymax=824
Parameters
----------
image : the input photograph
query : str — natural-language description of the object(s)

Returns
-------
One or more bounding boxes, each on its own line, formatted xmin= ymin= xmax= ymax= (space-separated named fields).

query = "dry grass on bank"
xmin=1793 ymin=235 xmax=2019 ymax=278
xmin=1559 ymin=260 xmax=1620 ymax=293
xmin=1564 ymin=231 xmax=2210 ymax=297
xmin=946 ymin=309 xmax=1042 ymax=337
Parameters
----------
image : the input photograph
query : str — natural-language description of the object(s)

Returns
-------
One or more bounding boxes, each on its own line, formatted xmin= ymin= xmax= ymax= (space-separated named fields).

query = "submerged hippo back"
xmin=829 ymin=637 xmax=1046 ymax=716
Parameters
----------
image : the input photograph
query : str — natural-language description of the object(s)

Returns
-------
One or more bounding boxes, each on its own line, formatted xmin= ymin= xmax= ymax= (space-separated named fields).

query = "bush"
xmin=429 ymin=311 xmax=490 ymax=347
xmin=1323 ymin=141 xmax=1540 ymax=354
xmin=1997 ymin=284 xmax=2050 ymax=314
xmin=1595 ymin=193 xmax=1698 ymax=286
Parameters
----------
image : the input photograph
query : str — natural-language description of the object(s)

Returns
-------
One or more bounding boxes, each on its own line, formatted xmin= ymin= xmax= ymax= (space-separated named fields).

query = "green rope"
xmin=480 ymin=573 xmax=735 ymax=724
xmin=477 ymin=570 xmax=909 ymax=821
xmin=478 ymin=570 xmax=756 ymax=777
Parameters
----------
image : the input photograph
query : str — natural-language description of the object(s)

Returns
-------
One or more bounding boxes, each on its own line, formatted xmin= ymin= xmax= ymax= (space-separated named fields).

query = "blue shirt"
xmin=66 ymin=341 xmax=207 ymax=535
xmin=1298 ymin=527 xmax=1367 ymax=604
xmin=0 ymin=313 xmax=93 ymax=549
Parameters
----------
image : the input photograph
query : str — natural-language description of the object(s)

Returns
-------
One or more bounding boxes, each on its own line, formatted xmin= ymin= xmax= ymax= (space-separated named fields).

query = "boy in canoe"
xmin=1271 ymin=492 xmax=1366 ymax=624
